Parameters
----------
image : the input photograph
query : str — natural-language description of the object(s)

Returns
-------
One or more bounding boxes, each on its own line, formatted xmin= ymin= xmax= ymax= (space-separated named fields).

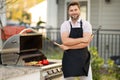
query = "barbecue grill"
xmin=0 ymin=28 xmax=62 ymax=80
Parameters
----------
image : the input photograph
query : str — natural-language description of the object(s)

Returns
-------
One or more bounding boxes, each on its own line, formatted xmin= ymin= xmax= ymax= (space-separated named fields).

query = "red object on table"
xmin=42 ymin=59 xmax=49 ymax=65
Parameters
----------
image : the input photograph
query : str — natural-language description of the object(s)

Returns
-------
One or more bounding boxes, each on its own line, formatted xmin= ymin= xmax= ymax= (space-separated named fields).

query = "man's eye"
xmin=70 ymin=10 xmax=73 ymax=12
xmin=74 ymin=9 xmax=77 ymax=11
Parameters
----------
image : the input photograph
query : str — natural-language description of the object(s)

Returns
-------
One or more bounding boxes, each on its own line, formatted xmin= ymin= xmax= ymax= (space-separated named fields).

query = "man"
xmin=55 ymin=1 xmax=93 ymax=80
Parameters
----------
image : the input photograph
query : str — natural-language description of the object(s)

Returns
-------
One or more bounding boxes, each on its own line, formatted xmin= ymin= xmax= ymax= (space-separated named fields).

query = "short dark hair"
xmin=67 ymin=1 xmax=80 ymax=11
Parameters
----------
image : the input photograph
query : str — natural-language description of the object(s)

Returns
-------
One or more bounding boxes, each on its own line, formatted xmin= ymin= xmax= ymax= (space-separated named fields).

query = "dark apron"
xmin=62 ymin=20 xmax=90 ymax=78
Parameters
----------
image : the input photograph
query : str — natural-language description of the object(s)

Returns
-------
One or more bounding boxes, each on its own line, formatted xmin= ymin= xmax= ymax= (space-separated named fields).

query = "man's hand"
xmin=59 ymin=44 xmax=69 ymax=50
xmin=90 ymin=34 xmax=94 ymax=42
xmin=54 ymin=42 xmax=69 ymax=50
xmin=81 ymin=37 xmax=90 ymax=43
xmin=81 ymin=34 xmax=94 ymax=43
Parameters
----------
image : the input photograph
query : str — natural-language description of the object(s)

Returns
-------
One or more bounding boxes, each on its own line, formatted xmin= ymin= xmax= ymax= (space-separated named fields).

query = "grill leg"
xmin=0 ymin=54 xmax=2 ymax=64
xmin=15 ymin=54 xmax=20 ymax=65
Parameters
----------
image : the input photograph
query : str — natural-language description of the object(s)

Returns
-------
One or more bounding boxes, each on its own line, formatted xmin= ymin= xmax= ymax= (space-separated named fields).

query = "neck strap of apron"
xmin=69 ymin=20 xmax=83 ymax=28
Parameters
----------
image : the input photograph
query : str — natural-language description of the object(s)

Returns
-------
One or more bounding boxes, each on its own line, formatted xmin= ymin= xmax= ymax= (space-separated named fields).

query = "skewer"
xmin=90 ymin=26 xmax=102 ymax=38
xmin=43 ymin=36 xmax=61 ymax=46
xmin=93 ymin=26 xmax=102 ymax=35
xmin=53 ymin=42 xmax=61 ymax=46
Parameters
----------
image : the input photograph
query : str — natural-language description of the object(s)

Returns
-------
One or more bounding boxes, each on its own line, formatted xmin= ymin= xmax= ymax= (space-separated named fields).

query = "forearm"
xmin=55 ymin=41 xmax=91 ymax=51
xmin=62 ymin=37 xmax=86 ymax=46
xmin=61 ymin=32 xmax=92 ymax=46
xmin=67 ymin=42 xmax=89 ymax=49
xmin=67 ymin=35 xmax=93 ymax=49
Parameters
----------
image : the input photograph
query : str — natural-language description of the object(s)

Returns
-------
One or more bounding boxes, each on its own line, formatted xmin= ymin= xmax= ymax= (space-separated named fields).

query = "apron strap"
xmin=80 ymin=20 xmax=83 ymax=28
xmin=69 ymin=20 xmax=83 ymax=28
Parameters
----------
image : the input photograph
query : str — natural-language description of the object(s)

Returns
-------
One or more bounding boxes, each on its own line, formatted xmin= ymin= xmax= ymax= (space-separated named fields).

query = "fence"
xmin=0 ymin=27 xmax=120 ymax=62
xmin=43 ymin=28 xmax=120 ymax=61
xmin=90 ymin=29 xmax=120 ymax=61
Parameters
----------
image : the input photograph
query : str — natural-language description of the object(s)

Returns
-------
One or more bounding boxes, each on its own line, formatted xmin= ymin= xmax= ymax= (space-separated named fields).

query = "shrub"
xmin=89 ymin=47 xmax=120 ymax=80
xmin=89 ymin=47 xmax=104 ymax=80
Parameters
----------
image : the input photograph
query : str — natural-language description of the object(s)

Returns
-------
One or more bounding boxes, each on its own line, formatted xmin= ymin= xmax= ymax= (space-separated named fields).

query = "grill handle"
xmin=19 ymin=28 xmax=38 ymax=34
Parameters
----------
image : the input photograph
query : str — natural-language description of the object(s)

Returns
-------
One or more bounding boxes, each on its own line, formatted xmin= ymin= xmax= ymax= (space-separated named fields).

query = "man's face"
xmin=68 ymin=5 xmax=80 ymax=20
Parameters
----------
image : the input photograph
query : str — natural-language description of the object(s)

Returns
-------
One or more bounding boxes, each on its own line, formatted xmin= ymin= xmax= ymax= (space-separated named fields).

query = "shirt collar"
xmin=69 ymin=17 xmax=82 ymax=23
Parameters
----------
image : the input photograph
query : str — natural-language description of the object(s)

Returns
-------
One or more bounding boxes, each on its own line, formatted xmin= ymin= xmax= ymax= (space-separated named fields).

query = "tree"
xmin=0 ymin=0 xmax=17 ymax=27
xmin=6 ymin=0 xmax=44 ymax=26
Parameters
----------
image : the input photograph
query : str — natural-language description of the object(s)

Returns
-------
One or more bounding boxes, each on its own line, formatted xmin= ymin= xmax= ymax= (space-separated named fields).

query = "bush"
xmin=89 ymin=47 xmax=120 ymax=80
xmin=89 ymin=47 xmax=104 ymax=80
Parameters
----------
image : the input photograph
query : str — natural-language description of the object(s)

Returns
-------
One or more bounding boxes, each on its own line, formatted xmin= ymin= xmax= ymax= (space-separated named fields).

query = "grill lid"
xmin=1 ymin=33 xmax=42 ymax=53
xmin=20 ymin=34 xmax=42 ymax=52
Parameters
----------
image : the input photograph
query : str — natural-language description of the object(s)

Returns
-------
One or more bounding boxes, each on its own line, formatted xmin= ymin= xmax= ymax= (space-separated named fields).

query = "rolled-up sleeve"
xmin=83 ymin=21 xmax=92 ymax=34
xmin=60 ymin=21 xmax=70 ymax=35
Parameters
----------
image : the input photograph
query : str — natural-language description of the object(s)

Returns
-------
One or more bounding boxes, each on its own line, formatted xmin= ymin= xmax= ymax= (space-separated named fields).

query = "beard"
xmin=71 ymin=14 xmax=79 ymax=21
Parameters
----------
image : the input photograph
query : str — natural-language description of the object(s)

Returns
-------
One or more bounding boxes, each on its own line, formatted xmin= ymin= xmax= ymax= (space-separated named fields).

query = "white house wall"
xmin=91 ymin=0 xmax=120 ymax=29
xmin=57 ymin=0 xmax=65 ymax=28
xmin=90 ymin=0 xmax=100 ymax=28
xmin=101 ymin=0 xmax=120 ymax=29
xmin=47 ymin=0 xmax=120 ymax=29
xmin=28 ymin=0 xmax=47 ymax=27
xmin=47 ymin=0 xmax=58 ymax=28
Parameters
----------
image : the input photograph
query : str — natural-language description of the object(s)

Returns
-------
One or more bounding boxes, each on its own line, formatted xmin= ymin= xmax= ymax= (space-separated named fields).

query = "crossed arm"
xmin=55 ymin=32 xmax=93 ymax=50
